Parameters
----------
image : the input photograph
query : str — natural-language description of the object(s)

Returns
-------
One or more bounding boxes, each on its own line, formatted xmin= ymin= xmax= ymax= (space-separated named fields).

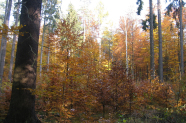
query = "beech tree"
xmin=4 ymin=0 xmax=42 ymax=122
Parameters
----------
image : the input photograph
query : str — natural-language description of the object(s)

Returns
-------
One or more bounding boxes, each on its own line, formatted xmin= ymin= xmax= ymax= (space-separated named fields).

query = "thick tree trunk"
xmin=0 ymin=0 xmax=12 ymax=87
xmin=158 ymin=0 xmax=163 ymax=82
xmin=8 ymin=0 xmax=20 ymax=81
xmin=4 ymin=0 xmax=42 ymax=122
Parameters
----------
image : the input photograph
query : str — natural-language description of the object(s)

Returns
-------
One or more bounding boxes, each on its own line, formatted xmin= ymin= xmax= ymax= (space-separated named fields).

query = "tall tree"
xmin=166 ymin=0 xmax=185 ymax=77
xmin=80 ymin=0 xmax=91 ymax=42
xmin=40 ymin=0 xmax=59 ymax=74
xmin=8 ymin=0 xmax=21 ymax=81
xmin=95 ymin=1 xmax=108 ymax=65
xmin=158 ymin=0 xmax=163 ymax=82
xmin=0 ymin=0 xmax=12 ymax=86
xmin=4 ymin=0 xmax=42 ymax=122
xmin=179 ymin=0 xmax=184 ymax=76
xmin=137 ymin=0 xmax=155 ymax=80
xmin=40 ymin=11 xmax=46 ymax=77
xmin=46 ymin=0 xmax=59 ymax=71
xmin=150 ymin=0 xmax=155 ymax=80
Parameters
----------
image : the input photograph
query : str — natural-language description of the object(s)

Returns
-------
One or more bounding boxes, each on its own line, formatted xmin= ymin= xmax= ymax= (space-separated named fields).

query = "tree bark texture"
xmin=179 ymin=0 xmax=184 ymax=76
xmin=149 ymin=0 xmax=155 ymax=80
xmin=158 ymin=0 xmax=163 ymax=82
xmin=4 ymin=0 xmax=42 ymax=122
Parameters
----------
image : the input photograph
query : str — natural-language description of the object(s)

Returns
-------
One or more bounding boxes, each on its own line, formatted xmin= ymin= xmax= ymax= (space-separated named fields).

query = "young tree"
xmin=4 ymin=0 xmax=42 ymax=122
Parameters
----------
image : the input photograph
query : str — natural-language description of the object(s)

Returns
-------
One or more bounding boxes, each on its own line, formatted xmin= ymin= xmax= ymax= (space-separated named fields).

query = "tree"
xmin=101 ymin=27 xmax=113 ymax=69
xmin=137 ymin=0 xmax=155 ymax=80
xmin=179 ymin=0 xmax=184 ymax=76
xmin=40 ymin=0 xmax=59 ymax=75
xmin=80 ymin=0 xmax=91 ymax=42
xmin=149 ymin=0 xmax=155 ymax=80
xmin=166 ymin=0 xmax=185 ymax=77
xmin=158 ymin=0 xmax=163 ymax=82
xmin=136 ymin=0 xmax=144 ymax=15
xmin=8 ymin=0 xmax=21 ymax=81
xmin=0 ymin=0 xmax=12 ymax=86
xmin=4 ymin=0 xmax=42 ymax=122
xmin=95 ymin=1 xmax=108 ymax=67
xmin=66 ymin=3 xmax=82 ymax=34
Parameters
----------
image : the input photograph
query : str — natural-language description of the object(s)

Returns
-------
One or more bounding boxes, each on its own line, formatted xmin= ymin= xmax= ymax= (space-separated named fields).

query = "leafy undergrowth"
xmin=1 ymin=71 xmax=186 ymax=121
xmin=33 ymin=75 xmax=186 ymax=123
xmin=35 ymin=109 xmax=186 ymax=123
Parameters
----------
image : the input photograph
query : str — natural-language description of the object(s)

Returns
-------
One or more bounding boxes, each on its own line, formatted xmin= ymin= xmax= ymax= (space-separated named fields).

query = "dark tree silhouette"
xmin=4 ymin=0 xmax=42 ymax=122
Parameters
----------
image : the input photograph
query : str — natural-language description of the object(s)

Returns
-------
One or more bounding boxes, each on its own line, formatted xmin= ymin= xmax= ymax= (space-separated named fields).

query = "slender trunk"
xmin=179 ymin=0 xmax=184 ymax=76
xmin=158 ymin=0 xmax=163 ymax=82
xmin=47 ymin=47 xmax=50 ymax=72
xmin=131 ymin=23 xmax=134 ymax=80
xmin=0 ymin=0 xmax=12 ymax=86
xmin=8 ymin=0 xmax=20 ymax=81
xmin=47 ymin=30 xmax=51 ymax=72
xmin=83 ymin=18 xmax=86 ymax=42
xmin=150 ymin=0 xmax=155 ymax=81
xmin=108 ymin=36 xmax=111 ymax=69
xmin=125 ymin=18 xmax=128 ymax=76
xmin=40 ymin=16 xmax=46 ymax=76
xmin=147 ymin=64 xmax=149 ymax=80
xmin=4 ymin=0 xmax=42 ymax=122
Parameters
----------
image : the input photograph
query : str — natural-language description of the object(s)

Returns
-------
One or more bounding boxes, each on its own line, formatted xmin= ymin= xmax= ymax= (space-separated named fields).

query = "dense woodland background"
xmin=1 ymin=0 xmax=186 ymax=122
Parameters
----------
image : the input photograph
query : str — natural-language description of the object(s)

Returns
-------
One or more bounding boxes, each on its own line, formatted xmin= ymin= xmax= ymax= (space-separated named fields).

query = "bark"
xmin=8 ymin=0 xmax=20 ymax=81
xmin=158 ymin=0 xmax=163 ymax=82
xmin=0 ymin=0 xmax=12 ymax=87
xmin=179 ymin=0 xmax=184 ymax=76
xmin=149 ymin=0 xmax=155 ymax=80
xmin=4 ymin=0 xmax=42 ymax=122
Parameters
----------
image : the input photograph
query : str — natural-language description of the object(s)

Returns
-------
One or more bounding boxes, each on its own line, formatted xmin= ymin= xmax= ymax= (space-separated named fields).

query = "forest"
xmin=0 ymin=0 xmax=186 ymax=122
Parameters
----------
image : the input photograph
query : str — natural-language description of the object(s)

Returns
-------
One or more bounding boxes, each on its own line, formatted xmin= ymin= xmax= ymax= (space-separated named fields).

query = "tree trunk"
xmin=0 ymin=0 xmax=12 ymax=87
xmin=40 ymin=15 xmax=46 ymax=76
xmin=179 ymin=0 xmax=184 ymax=76
xmin=4 ymin=0 xmax=42 ymax=122
xmin=158 ymin=0 xmax=163 ymax=82
xmin=8 ymin=0 xmax=20 ymax=81
xmin=149 ymin=0 xmax=155 ymax=81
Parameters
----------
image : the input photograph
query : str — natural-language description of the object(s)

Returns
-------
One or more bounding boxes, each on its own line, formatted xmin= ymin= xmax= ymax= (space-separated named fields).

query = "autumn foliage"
xmin=1 ymin=8 xmax=186 ymax=122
